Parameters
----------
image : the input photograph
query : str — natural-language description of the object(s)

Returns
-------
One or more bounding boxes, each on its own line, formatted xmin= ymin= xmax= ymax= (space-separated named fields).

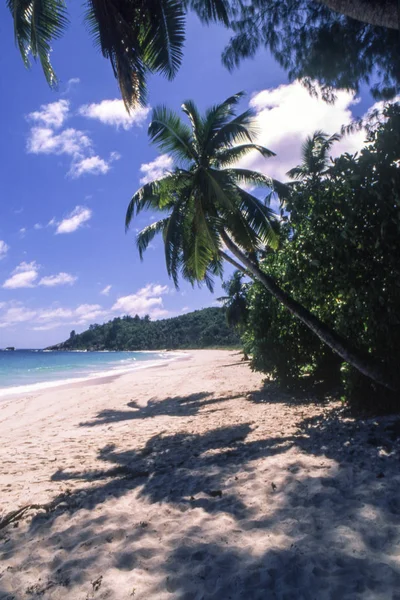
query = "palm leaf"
xmin=207 ymin=109 xmax=258 ymax=154
xmin=181 ymin=99 xmax=204 ymax=153
xmin=187 ymin=0 xmax=231 ymax=25
xmin=136 ymin=218 xmax=169 ymax=258
xmin=234 ymin=187 xmax=279 ymax=249
xmin=142 ymin=0 xmax=185 ymax=79
xmin=213 ymin=143 xmax=275 ymax=167
xmin=8 ymin=0 xmax=68 ymax=86
xmin=149 ymin=105 xmax=196 ymax=161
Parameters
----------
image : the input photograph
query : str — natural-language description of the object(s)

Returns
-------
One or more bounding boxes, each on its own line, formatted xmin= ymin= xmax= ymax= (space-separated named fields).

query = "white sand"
xmin=0 ymin=349 xmax=400 ymax=599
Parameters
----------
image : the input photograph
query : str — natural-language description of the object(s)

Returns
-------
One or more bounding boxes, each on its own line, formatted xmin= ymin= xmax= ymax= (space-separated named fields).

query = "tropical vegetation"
xmin=47 ymin=307 xmax=240 ymax=350
xmin=224 ymin=104 xmax=400 ymax=412
xmin=125 ymin=93 xmax=399 ymax=396
xmin=7 ymin=0 xmax=399 ymax=108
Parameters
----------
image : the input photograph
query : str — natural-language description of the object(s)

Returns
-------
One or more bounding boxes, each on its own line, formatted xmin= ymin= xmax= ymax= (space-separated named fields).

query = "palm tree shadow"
xmin=79 ymin=391 xmax=242 ymax=427
xmin=3 ymin=398 xmax=400 ymax=598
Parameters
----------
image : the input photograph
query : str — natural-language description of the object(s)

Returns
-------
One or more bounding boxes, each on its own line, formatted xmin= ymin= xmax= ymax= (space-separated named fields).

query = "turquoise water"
xmin=0 ymin=350 xmax=172 ymax=397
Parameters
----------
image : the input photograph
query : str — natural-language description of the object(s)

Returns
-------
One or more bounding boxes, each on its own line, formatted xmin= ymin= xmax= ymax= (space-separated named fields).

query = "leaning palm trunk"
xmin=314 ymin=0 xmax=400 ymax=30
xmin=220 ymin=231 xmax=398 ymax=391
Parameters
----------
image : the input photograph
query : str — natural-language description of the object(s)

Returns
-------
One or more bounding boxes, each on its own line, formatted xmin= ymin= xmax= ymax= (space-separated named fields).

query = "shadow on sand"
xmin=1 ymin=388 xmax=400 ymax=599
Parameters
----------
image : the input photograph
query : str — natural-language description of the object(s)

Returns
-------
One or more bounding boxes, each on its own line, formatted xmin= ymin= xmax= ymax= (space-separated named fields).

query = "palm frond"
xmin=213 ymin=143 xmax=275 ymax=167
xmin=8 ymin=0 xmax=69 ymax=86
xmin=136 ymin=218 xmax=169 ymax=259
xmin=85 ymin=0 xmax=149 ymax=108
xmin=225 ymin=168 xmax=288 ymax=198
xmin=126 ymin=173 xmax=186 ymax=229
xmin=187 ymin=0 xmax=231 ymax=25
xmin=235 ymin=187 xmax=279 ymax=250
xmin=149 ymin=105 xmax=196 ymax=161
xmin=288 ymin=130 xmax=342 ymax=179
xmin=207 ymin=109 xmax=258 ymax=154
xmin=202 ymin=92 xmax=246 ymax=150
xmin=181 ymin=99 xmax=204 ymax=153
xmin=142 ymin=0 xmax=185 ymax=79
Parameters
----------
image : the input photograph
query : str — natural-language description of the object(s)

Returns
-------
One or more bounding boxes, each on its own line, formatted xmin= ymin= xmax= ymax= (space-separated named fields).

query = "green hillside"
xmin=47 ymin=307 xmax=240 ymax=351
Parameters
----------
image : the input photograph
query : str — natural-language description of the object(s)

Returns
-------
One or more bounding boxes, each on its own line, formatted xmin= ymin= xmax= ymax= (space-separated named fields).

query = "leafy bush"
xmin=244 ymin=104 xmax=400 ymax=413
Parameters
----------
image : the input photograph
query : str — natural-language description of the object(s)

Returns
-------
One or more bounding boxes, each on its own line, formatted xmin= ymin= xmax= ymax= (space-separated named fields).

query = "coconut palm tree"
xmin=7 ymin=0 xmax=230 ymax=109
xmin=125 ymin=92 xmax=398 ymax=391
xmin=287 ymin=130 xmax=341 ymax=181
xmin=217 ymin=270 xmax=249 ymax=330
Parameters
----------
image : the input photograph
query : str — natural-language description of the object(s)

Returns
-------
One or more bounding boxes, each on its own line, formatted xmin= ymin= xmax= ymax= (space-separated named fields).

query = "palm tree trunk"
xmin=220 ymin=232 xmax=399 ymax=392
xmin=313 ymin=0 xmax=399 ymax=30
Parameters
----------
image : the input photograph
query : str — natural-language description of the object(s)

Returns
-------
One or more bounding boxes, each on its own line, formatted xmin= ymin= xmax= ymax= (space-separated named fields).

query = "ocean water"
xmin=0 ymin=349 xmax=175 ymax=397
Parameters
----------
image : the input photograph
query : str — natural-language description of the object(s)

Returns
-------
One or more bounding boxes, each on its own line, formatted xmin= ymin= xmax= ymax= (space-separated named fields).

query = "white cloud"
xmin=27 ymin=127 xmax=92 ymax=156
xmin=28 ymin=100 xmax=70 ymax=129
xmin=100 ymin=285 xmax=112 ymax=296
xmin=69 ymin=151 xmax=120 ymax=178
xmin=0 ymin=241 xmax=9 ymax=260
xmin=112 ymin=283 xmax=170 ymax=318
xmin=32 ymin=323 xmax=64 ymax=331
xmin=239 ymin=81 xmax=371 ymax=181
xmin=0 ymin=305 xmax=37 ymax=327
xmin=55 ymin=206 xmax=92 ymax=234
xmin=0 ymin=301 xmax=107 ymax=330
xmin=26 ymin=99 xmax=119 ymax=178
xmin=64 ymin=78 xmax=80 ymax=94
xmin=139 ymin=154 xmax=173 ymax=184
xmin=19 ymin=228 xmax=26 ymax=236
xmin=2 ymin=262 xmax=77 ymax=289
xmin=70 ymin=155 xmax=110 ymax=178
xmin=36 ymin=304 xmax=105 ymax=324
xmin=0 ymin=285 xmax=171 ymax=331
xmin=39 ymin=273 xmax=77 ymax=287
xmin=3 ymin=261 xmax=39 ymax=289
xmin=34 ymin=223 xmax=43 ymax=230
xmin=36 ymin=308 xmax=74 ymax=321
xmin=74 ymin=304 xmax=106 ymax=323
xmin=79 ymin=99 xmax=150 ymax=130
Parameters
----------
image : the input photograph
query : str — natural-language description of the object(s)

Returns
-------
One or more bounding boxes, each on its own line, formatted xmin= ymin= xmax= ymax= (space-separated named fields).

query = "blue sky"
xmin=0 ymin=4 xmax=379 ymax=347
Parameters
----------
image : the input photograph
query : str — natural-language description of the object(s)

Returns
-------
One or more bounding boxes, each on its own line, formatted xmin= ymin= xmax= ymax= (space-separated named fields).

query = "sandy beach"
xmin=0 ymin=349 xmax=400 ymax=599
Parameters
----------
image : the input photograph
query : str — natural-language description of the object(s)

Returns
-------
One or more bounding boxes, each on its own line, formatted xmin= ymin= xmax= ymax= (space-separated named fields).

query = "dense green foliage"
xmin=48 ymin=307 xmax=240 ymax=351
xmin=240 ymin=104 xmax=400 ymax=412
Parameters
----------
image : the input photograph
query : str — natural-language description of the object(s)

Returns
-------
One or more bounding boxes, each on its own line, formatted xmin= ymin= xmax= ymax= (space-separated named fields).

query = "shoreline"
xmin=0 ymin=350 xmax=189 ymax=400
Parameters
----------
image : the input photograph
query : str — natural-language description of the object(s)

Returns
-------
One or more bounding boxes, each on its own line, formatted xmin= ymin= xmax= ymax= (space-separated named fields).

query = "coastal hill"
xmin=47 ymin=307 xmax=239 ymax=351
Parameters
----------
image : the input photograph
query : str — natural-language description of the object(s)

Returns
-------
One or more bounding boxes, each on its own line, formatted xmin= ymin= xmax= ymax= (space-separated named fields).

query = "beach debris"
xmin=91 ymin=576 xmax=102 ymax=592
xmin=208 ymin=489 xmax=222 ymax=498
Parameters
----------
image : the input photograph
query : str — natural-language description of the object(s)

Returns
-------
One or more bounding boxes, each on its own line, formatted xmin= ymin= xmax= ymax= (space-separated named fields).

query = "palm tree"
xmin=287 ymin=130 xmax=341 ymax=181
xmin=125 ymin=92 xmax=398 ymax=391
xmin=217 ymin=271 xmax=249 ymax=330
xmin=7 ymin=0 xmax=230 ymax=109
